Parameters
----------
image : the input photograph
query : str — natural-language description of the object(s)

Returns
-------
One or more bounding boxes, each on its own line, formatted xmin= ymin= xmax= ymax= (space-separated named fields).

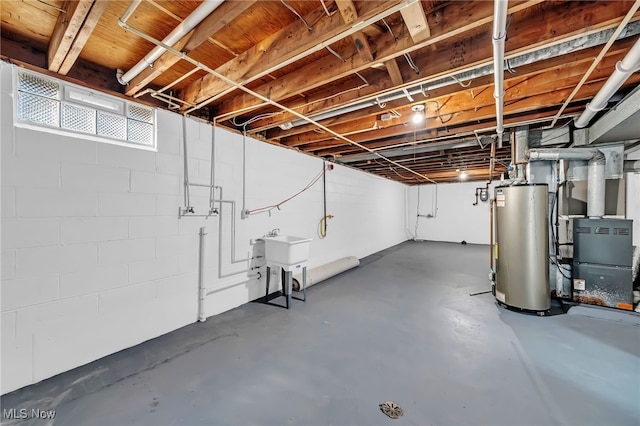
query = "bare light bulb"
xmin=412 ymin=112 xmax=424 ymax=124
xmin=460 ymin=171 xmax=467 ymax=180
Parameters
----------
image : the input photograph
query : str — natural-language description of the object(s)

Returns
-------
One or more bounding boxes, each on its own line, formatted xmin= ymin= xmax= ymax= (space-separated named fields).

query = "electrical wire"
xmin=450 ymin=75 xmax=472 ymax=88
xmin=280 ymin=0 xmax=312 ymax=31
xmin=404 ymin=53 xmax=420 ymax=74
xmin=320 ymin=0 xmax=331 ymax=16
xmin=326 ymin=45 xmax=346 ymax=62
xmin=381 ymin=18 xmax=397 ymax=41
xmin=248 ymin=166 xmax=329 ymax=215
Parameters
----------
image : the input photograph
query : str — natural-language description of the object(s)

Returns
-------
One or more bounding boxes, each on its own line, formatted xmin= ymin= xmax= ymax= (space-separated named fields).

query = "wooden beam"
xmin=181 ymin=1 xmax=404 ymax=108
xmin=256 ymin=34 xmax=637 ymax=137
xmin=126 ymin=0 xmax=257 ymax=96
xmin=400 ymin=0 xmax=430 ymax=43
xmin=385 ymin=59 xmax=404 ymax=86
xmin=279 ymin=51 xmax=628 ymax=148
xmin=48 ymin=0 xmax=94 ymax=73
xmin=336 ymin=0 xmax=375 ymax=62
xmin=211 ymin=0 xmax=547 ymax=120
xmin=58 ymin=0 xmax=108 ymax=75
xmin=216 ymin=0 xmax=634 ymax=128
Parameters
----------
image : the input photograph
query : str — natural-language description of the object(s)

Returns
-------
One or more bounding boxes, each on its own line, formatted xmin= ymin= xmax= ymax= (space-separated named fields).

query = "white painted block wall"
xmin=406 ymin=181 xmax=498 ymax=245
xmin=0 ymin=62 xmax=407 ymax=394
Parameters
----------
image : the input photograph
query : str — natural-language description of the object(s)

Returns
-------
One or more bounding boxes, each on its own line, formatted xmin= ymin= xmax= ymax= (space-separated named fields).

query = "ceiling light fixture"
xmin=460 ymin=171 xmax=468 ymax=180
xmin=411 ymin=104 xmax=425 ymax=124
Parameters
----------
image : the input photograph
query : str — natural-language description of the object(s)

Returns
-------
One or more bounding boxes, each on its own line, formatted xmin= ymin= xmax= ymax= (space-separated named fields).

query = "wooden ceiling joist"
xmin=125 ymin=0 xmax=257 ymax=96
xmin=181 ymin=0 xmax=404 ymax=110
xmin=213 ymin=0 xmax=545 ymax=121
xmin=400 ymin=0 xmax=431 ymax=43
xmin=48 ymin=0 xmax=95 ymax=74
xmin=336 ymin=0 xmax=375 ymax=62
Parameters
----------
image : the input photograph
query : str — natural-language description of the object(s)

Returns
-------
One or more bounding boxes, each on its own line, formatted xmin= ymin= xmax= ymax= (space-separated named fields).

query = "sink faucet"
xmin=266 ymin=228 xmax=280 ymax=237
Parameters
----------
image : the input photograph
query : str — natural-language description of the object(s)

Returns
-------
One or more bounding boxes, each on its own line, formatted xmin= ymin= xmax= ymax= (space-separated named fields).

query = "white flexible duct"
xmin=292 ymin=256 xmax=360 ymax=290
xmin=574 ymin=36 xmax=640 ymax=128
xmin=527 ymin=148 xmax=606 ymax=218
xmin=118 ymin=0 xmax=225 ymax=85
xmin=492 ymin=0 xmax=508 ymax=139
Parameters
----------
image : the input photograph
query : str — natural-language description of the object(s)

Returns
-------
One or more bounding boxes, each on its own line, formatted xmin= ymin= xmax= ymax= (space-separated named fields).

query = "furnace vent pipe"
xmin=574 ymin=36 xmax=640 ymax=128
xmin=624 ymin=159 xmax=640 ymax=172
xmin=292 ymin=256 xmax=360 ymax=291
xmin=527 ymin=148 xmax=606 ymax=218
xmin=118 ymin=0 xmax=225 ymax=85
xmin=492 ymin=0 xmax=508 ymax=139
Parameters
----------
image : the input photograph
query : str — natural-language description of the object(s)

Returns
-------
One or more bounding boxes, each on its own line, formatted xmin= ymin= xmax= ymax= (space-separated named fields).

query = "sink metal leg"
xmin=285 ymin=270 xmax=292 ymax=309
xmin=302 ymin=266 xmax=307 ymax=302
xmin=265 ymin=266 xmax=271 ymax=303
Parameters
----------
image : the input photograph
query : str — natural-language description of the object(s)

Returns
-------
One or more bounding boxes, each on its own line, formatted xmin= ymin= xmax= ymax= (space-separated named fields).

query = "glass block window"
xmin=14 ymin=68 xmax=156 ymax=150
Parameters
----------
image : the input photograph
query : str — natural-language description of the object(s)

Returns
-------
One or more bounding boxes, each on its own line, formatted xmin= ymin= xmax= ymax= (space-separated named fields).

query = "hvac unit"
xmin=572 ymin=218 xmax=633 ymax=310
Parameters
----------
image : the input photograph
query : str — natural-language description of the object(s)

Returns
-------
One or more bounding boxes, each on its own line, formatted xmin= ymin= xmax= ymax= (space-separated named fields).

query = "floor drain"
xmin=379 ymin=401 xmax=403 ymax=419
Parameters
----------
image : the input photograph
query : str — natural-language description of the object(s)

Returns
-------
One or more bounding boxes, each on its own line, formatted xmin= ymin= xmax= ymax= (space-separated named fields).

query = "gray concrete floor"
xmin=3 ymin=241 xmax=639 ymax=426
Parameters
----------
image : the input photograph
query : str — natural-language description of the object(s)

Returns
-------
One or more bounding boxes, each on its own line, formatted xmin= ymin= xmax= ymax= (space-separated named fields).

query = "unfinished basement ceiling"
xmin=1 ymin=0 xmax=640 ymax=183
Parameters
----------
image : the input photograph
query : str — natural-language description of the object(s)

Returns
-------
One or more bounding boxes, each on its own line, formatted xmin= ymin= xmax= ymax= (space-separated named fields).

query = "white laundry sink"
xmin=262 ymin=235 xmax=312 ymax=266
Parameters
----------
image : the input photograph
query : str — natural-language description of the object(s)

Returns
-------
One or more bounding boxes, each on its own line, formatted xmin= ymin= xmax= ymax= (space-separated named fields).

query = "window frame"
xmin=13 ymin=66 xmax=157 ymax=152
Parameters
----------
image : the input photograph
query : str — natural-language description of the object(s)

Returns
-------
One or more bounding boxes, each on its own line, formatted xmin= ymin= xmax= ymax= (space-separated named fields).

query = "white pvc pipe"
xmin=198 ymin=226 xmax=207 ymax=322
xmin=492 ymin=0 xmax=508 ymax=139
xmin=527 ymin=148 xmax=606 ymax=218
xmin=575 ymin=36 xmax=640 ymax=128
xmin=292 ymin=256 xmax=360 ymax=290
xmin=118 ymin=0 xmax=225 ymax=85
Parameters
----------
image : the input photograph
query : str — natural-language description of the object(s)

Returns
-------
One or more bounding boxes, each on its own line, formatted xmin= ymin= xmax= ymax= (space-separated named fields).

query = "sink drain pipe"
xmin=292 ymin=256 xmax=360 ymax=291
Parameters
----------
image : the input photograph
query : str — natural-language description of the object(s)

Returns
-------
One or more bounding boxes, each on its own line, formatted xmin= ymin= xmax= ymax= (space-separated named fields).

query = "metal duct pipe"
xmin=575 ymin=35 xmax=640 ymax=128
xmin=514 ymin=126 xmax=529 ymax=165
xmin=118 ymin=0 xmax=225 ymax=85
xmin=527 ymin=148 xmax=606 ymax=218
xmin=492 ymin=0 xmax=508 ymax=139
xmin=624 ymin=159 xmax=640 ymax=172
xmin=292 ymin=256 xmax=360 ymax=290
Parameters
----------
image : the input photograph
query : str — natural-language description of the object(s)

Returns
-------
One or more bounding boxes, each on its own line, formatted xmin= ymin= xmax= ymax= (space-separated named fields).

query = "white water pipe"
xmin=198 ymin=226 xmax=207 ymax=322
xmin=492 ymin=0 xmax=508 ymax=139
xmin=118 ymin=0 xmax=225 ymax=85
xmin=574 ymin=36 xmax=640 ymax=128
xmin=527 ymin=148 xmax=606 ymax=218
xmin=292 ymin=256 xmax=360 ymax=290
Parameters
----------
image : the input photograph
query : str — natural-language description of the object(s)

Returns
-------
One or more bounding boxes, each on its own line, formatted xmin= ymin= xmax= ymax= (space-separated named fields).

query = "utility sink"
xmin=262 ymin=235 xmax=312 ymax=266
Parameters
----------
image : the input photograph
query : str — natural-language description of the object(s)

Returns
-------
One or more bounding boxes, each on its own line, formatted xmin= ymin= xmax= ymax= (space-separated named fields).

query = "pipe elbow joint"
xmin=589 ymin=150 xmax=606 ymax=165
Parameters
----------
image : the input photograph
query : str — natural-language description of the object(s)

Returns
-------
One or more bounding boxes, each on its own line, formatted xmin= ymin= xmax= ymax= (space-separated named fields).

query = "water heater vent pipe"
xmin=527 ymin=148 xmax=605 ymax=218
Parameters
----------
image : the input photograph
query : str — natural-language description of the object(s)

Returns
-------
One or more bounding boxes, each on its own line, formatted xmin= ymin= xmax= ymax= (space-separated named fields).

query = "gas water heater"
xmin=494 ymin=184 xmax=550 ymax=312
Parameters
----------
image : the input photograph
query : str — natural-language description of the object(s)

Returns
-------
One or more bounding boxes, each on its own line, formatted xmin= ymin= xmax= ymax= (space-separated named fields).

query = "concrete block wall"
xmin=0 ymin=62 xmax=407 ymax=393
xmin=406 ymin=181 xmax=498 ymax=245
